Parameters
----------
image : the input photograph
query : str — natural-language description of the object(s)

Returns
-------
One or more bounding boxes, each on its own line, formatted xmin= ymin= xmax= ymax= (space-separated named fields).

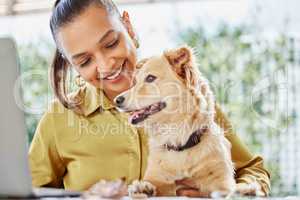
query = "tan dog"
xmin=114 ymin=46 xmax=235 ymax=197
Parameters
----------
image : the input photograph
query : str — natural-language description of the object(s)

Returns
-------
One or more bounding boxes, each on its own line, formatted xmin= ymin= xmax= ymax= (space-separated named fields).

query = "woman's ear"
xmin=122 ymin=11 xmax=136 ymax=39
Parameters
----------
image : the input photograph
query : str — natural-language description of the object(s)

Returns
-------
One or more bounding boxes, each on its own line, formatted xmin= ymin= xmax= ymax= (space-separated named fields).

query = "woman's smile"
xmin=98 ymin=59 xmax=126 ymax=81
xmin=96 ymin=59 xmax=132 ymax=86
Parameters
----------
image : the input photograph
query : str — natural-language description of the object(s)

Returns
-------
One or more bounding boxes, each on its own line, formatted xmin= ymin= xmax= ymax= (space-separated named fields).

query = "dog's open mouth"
xmin=128 ymin=101 xmax=167 ymax=125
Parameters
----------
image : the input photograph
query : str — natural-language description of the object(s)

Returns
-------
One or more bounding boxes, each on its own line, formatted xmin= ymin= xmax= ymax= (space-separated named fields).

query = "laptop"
xmin=0 ymin=37 xmax=81 ymax=198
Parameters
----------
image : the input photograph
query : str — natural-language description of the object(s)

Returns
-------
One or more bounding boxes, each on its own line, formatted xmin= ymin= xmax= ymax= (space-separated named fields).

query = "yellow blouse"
xmin=29 ymin=83 xmax=270 ymax=195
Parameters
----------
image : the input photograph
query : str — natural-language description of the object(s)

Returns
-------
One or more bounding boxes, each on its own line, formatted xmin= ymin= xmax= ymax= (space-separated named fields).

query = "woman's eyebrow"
xmin=98 ymin=29 xmax=115 ymax=43
xmin=71 ymin=29 xmax=115 ymax=60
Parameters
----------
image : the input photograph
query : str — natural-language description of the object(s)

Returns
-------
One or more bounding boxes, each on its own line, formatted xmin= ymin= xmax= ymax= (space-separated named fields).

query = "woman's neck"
xmin=103 ymin=90 xmax=119 ymax=104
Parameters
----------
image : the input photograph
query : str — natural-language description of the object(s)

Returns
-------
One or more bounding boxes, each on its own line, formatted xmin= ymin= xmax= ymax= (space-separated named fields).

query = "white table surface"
xmin=52 ymin=196 xmax=299 ymax=200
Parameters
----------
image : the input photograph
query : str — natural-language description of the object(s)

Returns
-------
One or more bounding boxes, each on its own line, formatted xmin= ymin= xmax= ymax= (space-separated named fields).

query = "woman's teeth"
xmin=104 ymin=61 xmax=125 ymax=80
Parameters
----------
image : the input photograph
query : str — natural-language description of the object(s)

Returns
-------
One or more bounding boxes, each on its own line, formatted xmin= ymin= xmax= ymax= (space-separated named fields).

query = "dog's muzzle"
xmin=114 ymin=95 xmax=167 ymax=125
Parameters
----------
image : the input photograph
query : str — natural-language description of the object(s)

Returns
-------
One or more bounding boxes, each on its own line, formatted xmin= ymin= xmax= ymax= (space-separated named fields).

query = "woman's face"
xmin=57 ymin=4 xmax=137 ymax=100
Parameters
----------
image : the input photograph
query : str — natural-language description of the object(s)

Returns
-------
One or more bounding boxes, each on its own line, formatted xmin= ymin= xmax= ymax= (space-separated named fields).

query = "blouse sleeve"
xmin=28 ymin=107 xmax=65 ymax=188
xmin=214 ymin=104 xmax=271 ymax=195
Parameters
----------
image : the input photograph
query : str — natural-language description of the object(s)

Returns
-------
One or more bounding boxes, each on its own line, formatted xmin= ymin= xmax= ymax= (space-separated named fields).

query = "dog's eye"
xmin=145 ymin=74 xmax=157 ymax=83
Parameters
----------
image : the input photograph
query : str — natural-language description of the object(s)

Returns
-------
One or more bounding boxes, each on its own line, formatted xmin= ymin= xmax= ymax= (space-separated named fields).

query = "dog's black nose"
xmin=115 ymin=96 xmax=125 ymax=106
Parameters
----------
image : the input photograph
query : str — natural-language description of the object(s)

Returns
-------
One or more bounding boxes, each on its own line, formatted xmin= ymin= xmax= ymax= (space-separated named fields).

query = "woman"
xmin=29 ymin=0 xmax=270 ymax=197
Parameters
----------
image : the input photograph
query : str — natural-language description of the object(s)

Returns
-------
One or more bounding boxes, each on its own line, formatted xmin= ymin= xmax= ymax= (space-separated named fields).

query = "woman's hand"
xmin=176 ymin=179 xmax=266 ymax=197
xmin=175 ymin=179 xmax=209 ymax=198
xmin=176 ymin=188 xmax=203 ymax=197
xmin=235 ymin=182 xmax=265 ymax=197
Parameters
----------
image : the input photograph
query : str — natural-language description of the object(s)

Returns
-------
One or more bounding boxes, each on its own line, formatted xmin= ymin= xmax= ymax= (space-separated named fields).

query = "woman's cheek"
xmin=79 ymin=69 xmax=97 ymax=85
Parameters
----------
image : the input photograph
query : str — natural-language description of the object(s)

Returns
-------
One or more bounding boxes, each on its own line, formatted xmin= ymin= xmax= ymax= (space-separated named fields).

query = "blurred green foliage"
xmin=18 ymin=40 xmax=54 ymax=143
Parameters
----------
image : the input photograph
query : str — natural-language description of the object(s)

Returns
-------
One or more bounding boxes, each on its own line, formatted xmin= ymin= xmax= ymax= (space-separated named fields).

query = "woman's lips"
xmin=104 ymin=63 xmax=124 ymax=80
xmin=97 ymin=60 xmax=126 ymax=82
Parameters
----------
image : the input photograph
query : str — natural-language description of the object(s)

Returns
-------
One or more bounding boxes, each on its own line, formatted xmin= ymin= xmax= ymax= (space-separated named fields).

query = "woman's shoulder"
xmin=214 ymin=103 xmax=234 ymax=136
xmin=38 ymin=99 xmax=70 ymax=129
xmin=46 ymin=87 xmax=86 ymax=116
xmin=36 ymin=90 xmax=84 ymax=138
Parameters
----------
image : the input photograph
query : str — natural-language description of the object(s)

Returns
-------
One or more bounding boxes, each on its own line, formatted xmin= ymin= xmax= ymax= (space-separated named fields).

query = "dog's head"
xmin=114 ymin=46 xmax=214 ymax=126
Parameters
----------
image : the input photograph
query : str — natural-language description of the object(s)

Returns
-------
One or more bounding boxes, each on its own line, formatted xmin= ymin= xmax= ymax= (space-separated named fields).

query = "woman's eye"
xmin=106 ymin=38 xmax=119 ymax=49
xmin=145 ymin=74 xmax=157 ymax=83
xmin=79 ymin=58 xmax=91 ymax=68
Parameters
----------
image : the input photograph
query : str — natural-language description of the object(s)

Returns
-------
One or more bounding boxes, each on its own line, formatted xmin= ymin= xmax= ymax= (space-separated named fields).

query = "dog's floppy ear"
xmin=164 ymin=46 xmax=197 ymax=87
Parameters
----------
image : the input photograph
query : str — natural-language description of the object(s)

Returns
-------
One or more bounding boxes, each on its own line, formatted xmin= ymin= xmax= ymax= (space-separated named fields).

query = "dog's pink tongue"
xmin=129 ymin=113 xmax=136 ymax=124
xmin=129 ymin=109 xmax=147 ymax=124
xmin=129 ymin=110 xmax=141 ymax=124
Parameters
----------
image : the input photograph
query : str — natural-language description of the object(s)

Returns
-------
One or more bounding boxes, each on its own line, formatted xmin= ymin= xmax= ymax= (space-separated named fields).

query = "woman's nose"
xmin=95 ymin=53 xmax=116 ymax=74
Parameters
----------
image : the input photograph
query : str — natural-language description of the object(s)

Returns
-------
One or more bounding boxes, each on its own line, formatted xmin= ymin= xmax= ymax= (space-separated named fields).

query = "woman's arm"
xmin=215 ymin=104 xmax=271 ymax=196
xmin=29 ymin=103 xmax=66 ymax=188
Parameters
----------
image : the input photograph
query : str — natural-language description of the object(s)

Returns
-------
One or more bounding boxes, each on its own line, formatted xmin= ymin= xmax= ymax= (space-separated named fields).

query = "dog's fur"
xmin=115 ymin=46 xmax=236 ymax=197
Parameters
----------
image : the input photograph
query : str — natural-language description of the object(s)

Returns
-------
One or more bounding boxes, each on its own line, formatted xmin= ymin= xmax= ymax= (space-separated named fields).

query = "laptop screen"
xmin=0 ymin=38 xmax=33 ymax=197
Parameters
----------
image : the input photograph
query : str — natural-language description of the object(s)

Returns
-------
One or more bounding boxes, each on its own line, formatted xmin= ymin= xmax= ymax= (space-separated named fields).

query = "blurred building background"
xmin=0 ymin=0 xmax=299 ymax=196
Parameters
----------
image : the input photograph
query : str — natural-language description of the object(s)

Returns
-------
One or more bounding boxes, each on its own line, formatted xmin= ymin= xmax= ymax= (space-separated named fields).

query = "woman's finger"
xmin=176 ymin=188 xmax=200 ymax=197
xmin=176 ymin=188 xmax=209 ymax=197
xmin=175 ymin=179 xmax=195 ymax=187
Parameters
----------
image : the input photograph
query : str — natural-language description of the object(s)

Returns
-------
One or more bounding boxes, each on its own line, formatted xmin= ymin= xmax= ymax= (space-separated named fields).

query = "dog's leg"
xmin=143 ymin=163 xmax=177 ymax=196
xmin=189 ymin=172 xmax=236 ymax=198
xmin=148 ymin=179 xmax=176 ymax=196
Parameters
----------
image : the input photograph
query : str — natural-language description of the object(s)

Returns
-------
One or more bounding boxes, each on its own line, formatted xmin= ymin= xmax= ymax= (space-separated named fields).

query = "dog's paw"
xmin=128 ymin=180 xmax=157 ymax=198
xmin=235 ymin=182 xmax=265 ymax=197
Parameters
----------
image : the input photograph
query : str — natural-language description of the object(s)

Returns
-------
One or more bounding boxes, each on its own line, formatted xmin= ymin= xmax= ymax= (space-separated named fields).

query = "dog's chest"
xmin=150 ymin=150 xmax=197 ymax=179
xmin=147 ymin=134 xmax=216 ymax=179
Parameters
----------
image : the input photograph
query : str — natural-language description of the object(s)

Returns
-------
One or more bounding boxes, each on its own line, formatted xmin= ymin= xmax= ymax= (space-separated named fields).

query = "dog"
xmin=114 ymin=46 xmax=236 ymax=197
